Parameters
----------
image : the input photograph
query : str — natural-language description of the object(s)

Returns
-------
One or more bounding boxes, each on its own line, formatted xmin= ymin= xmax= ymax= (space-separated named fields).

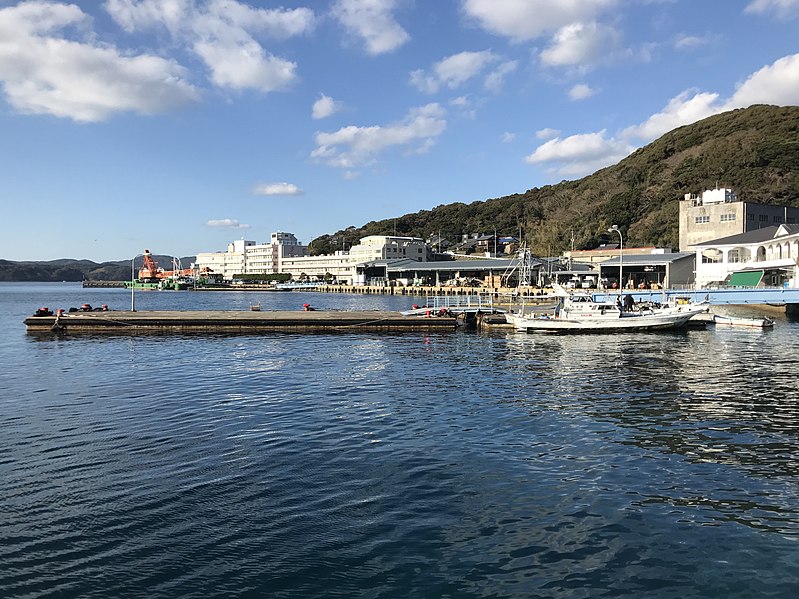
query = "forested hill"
xmin=309 ymin=104 xmax=799 ymax=256
xmin=0 ymin=255 xmax=195 ymax=282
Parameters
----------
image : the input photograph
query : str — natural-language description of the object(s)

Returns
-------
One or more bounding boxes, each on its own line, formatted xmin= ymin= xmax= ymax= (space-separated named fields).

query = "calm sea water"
xmin=2 ymin=282 xmax=799 ymax=598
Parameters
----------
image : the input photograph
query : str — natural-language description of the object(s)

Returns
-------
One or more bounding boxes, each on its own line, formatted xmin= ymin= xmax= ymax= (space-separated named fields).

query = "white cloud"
xmin=105 ymin=0 xmax=315 ymax=92
xmin=525 ymin=130 xmax=635 ymax=177
xmin=410 ymin=50 xmax=499 ymax=93
xmin=311 ymin=103 xmax=447 ymax=168
xmin=540 ymin=21 xmax=623 ymax=68
xmin=0 ymin=1 xmax=199 ymax=122
xmin=463 ymin=0 xmax=617 ymax=41
xmin=622 ymin=90 xmax=721 ymax=141
xmin=725 ymin=53 xmax=799 ymax=108
xmin=674 ymin=33 xmax=712 ymax=50
xmin=744 ymin=0 xmax=799 ymax=20
xmin=206 ymin=219 xmax=251 ymax=229
xmin=331 ymin=0 xmax=409 ymax=55
xmin=621 ymin=54 xmax=799 ymax=143
xmin=449 ymin=95 xmax=477 ymax=118
xmin=501 ymin=132 xmax=516 ymax=143
xmin=312 ymin=94 xmax=341 ymax=119
xmin=252 ymin=182 xmax=304 ymax=196
xmin=105 ymin=0 xmax=191 ymax=35
xmin=484 ymin=60 xmax=518 ymax=92
xmin=193 ymin=39 xmax=297 ymax=91
xmin=528 ymin=52 xmax=799 ymax=178
xmin=569 ymin=83 xmax=597 ymax=100
xmin=536 ymin=127 xmax=561 ymax=139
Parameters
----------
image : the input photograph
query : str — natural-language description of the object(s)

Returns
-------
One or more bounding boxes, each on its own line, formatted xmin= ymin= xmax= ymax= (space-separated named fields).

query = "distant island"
xmin=4 ymin=105 xmax=798 ymax=281
xmin=0 ymin=255 xmax=196 ymax=283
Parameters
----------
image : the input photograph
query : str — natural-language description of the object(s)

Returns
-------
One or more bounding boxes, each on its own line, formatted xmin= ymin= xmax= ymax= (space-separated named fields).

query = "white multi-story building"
xmin=280 ymin=251 xmax=356 ymax=283
xmin=195 ymin=233 xmax=427 ymax=283
xmin=195 ymin=239 xmax=254 ymax=280
xmin=691 ymin=224 xmax=799 ymax=288
xmin=245 ymin=232 xmax=308 ymax=274
xmin=195 ymin=233 xmax=308 ymax=280
xmin=280 ymin=236 xmax=428 ymax=284
xmin=348 ymin=235 xmax=428 ymax=263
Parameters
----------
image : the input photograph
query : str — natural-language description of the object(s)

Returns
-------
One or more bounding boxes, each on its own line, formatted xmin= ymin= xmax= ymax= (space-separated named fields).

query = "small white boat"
xmin=505 ymin=286 xmax=708 ymax=333
xmin=712 ymin=314 xmax=774 ymax=328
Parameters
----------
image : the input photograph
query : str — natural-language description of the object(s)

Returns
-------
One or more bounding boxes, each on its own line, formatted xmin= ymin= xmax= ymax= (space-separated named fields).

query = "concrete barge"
xmin=24 ymin=310 xmax=457 ymax=335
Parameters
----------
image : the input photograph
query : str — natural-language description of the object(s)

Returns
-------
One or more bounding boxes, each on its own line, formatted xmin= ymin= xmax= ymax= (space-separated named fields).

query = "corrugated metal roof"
xmin=689 ymin=224 xmax=799 ymax=247
xmin=599 ymin=252 xmax=694 ymax=266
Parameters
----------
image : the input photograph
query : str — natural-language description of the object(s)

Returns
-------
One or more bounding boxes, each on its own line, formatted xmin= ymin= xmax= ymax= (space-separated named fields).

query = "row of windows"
xmin=695 ymin=213 xmax=737 ymax=224
xmin=697 ymin=213 xmax=795 ymax=224
xmin=749 ymin=214 xmax=791 ymax=223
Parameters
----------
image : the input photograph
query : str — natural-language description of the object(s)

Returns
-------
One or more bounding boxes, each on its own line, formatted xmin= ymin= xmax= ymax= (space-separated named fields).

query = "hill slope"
xmin=309 ymin=105 xmax=799 ymax=255
xmin=0 ymin=255 xmax=196 ymax=282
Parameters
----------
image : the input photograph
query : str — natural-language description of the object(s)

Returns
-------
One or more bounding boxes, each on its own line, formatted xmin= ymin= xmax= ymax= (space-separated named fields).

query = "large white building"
xmin=348 ymin=235 xmax=428 ymax=263
xmin=280 ymin=235 xmax=428 ymax=284
xmin=195 ymin=234 xmax=428 ymax=283
xmin=195 ymin=232 xmax=308 ymax=280
xmin=280 ymin=251 xmax=356 ymax=283
xmin=691 ymin=224 xmax=799 ymax=288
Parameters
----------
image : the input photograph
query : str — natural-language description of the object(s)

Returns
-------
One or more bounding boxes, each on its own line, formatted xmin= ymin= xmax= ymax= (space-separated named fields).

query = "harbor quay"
xmin=206 ymin=282 xmax=799 ymax=313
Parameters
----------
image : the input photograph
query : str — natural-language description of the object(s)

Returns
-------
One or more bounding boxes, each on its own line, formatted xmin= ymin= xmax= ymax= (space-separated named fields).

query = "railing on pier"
xmin=401 ymin=294 xmax=502 ymax=315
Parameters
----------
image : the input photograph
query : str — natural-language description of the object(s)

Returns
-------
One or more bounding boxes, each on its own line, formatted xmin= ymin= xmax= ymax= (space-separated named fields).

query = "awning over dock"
xmin=726 ymin=270 xmax=764 ymax=287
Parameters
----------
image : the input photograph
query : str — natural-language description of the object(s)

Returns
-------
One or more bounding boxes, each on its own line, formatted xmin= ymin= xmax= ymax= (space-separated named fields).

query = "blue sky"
xmin=1 ymin=0 xmax=798 ymax=262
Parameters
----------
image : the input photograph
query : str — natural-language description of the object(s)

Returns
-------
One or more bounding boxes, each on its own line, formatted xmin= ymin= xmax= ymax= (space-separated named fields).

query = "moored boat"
xmin=712 ymin=314 xmax=774 ymax=328
xmin=505 ymin=286 xmax=708 ymax=333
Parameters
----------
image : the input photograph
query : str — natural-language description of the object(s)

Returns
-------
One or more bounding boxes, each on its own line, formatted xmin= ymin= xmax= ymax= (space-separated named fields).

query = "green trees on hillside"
xmin=310 ymin=105 xmax=799 ymax=256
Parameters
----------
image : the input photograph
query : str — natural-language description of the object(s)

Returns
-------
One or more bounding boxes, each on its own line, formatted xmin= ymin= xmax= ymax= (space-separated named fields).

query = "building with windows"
xmin=195 ymin=234 xmax=427 ymax=283
xmin=279 ymin=251 xmax=356 ymax=283
xmin=280 ymin=235 xmax=428 ymax=284
xmin=244 ymin=232 xmax=308 ymax=275
xmin=348 ymin=235 xmax=428 ymax=263
xmin=679 ymin=188 xmax=799 ymax=251
xmin=690 ymin=224 xmax=799 ymax=288
xmin=194 ymin=239 xmax=254 ymax=280
xmin=195 ymin=232 xmax=308 ymax=280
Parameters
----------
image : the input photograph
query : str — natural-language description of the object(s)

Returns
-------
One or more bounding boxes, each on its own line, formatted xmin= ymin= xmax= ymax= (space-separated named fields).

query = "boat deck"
xmin=24 ymin=310 xmax=456 ymax=335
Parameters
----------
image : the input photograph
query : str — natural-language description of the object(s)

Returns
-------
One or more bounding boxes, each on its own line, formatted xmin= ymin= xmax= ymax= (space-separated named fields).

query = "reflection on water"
xmin=2 ymin=283 xmax=799 ymax=597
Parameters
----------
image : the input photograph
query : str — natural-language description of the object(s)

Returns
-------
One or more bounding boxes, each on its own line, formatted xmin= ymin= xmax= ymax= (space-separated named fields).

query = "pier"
xmin=24 ymin=310 xmax=457 ymax=335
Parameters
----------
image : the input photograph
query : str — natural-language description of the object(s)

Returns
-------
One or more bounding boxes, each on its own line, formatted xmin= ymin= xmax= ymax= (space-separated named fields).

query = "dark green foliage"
xmin=310 ymin=105 xmax=799 ymax=256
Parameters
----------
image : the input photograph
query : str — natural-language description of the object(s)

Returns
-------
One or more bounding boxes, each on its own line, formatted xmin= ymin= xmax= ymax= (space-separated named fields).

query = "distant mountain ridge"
xmin=309 ymin=104 xmax=799 ymax=256
xmin=0 ymin=255 xmax=196 ymax=282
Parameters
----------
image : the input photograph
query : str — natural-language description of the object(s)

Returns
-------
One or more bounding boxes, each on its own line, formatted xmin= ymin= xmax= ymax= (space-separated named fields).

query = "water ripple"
xmin=3 ymin=287 xmax=799 ymax=597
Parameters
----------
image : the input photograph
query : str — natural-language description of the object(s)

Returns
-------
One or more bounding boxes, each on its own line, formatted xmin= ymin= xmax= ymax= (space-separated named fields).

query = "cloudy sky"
xmin=1 ymin=0 xmax=798 ymax=261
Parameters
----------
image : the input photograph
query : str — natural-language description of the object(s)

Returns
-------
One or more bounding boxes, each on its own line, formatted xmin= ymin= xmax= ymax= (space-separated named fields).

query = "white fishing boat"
xmin=505 ymin=286 xmax=708 ymax=333
xmin=713 ymin=314 xmax=774 ymax=328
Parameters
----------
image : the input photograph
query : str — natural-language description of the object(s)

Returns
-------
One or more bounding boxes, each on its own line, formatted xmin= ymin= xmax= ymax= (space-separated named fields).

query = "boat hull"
xmin=713 ymin=314 xmax=774 ymax=328
xmin=505 ymin=307 xmax=705 ymax=333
